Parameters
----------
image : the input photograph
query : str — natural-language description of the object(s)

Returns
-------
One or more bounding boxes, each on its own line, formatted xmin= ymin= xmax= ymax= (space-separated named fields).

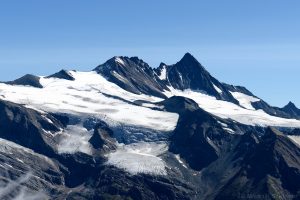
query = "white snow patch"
xmin=230 ymin=91 xmax=260 ymax=110
xmin=178 ymin=73 xmax=183 ymax=82
xmin=141 ymin=103 xmax=164 ymax=109
xmin=115 ymin=57 xmax=126 ymax=66
xmin=16 ymin=158 xmax=24 ymax=164
xmin=56 ymin=125 xmax=93 ymax=155
xmin=106 ymin=142 xmax=167 ymax=175
xmin=112 ymin=71 xmax=130 ymax=84
xmin=213 ymin=84 xmax=222 ymax=94
xmin=158 ymin=65 xmax=167 ymax=80
xmin=218 ymin=121 xmax=228 ymax=127
xmin=288 ymin=135 xmax=300 ymax=147
xmin=223 ymin=127 xmax=235 ymax=134
xmin=175 ymin=154 xmax=188 ymax=169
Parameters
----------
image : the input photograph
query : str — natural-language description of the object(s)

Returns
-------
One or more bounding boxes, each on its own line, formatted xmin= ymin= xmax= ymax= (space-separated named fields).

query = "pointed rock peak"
xmin=158 ymin=62 xmax=167 ymax=69
xmin=47 ymin=69 xmax=75 ymax=81
xmin=285 ymin=101 xmax=297 ymax=109
xmin=6 ymin=74 xmax=43 ymax=88
xmin=178 ymin=52 xmax=199 ymax=64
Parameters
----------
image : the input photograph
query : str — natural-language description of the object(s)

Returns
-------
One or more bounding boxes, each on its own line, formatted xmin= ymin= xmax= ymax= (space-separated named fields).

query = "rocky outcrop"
xmin=6 ymin=74 xmax=43 ymax=88
xmin=89 ymin=121 xmax=117 ymax=152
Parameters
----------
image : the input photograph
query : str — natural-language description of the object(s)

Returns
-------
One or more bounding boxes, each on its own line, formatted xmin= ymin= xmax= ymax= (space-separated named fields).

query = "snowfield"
xmin=230 ymin=91 xmax=260 ymax=110
xmin=0 ymin=71 xmax=179 ymax=132
xmin=106 ymin=142 xmax=168 ymax=175
xmin=164 ymin=87 xmax=300 ymax=128
xmin=55 ymin=125 xmax=93 ymax=155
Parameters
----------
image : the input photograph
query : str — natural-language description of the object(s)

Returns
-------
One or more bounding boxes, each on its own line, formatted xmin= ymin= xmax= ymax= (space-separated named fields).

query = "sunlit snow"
xmin=55 ymin=125 xmax=93 ymax=155
xmin=288 ymin=135 xmax=300 ymax=147
xmin=164 ymin=87 xmax=300 ymax=128
xmin=213 ymin=84 xmax=222 ymax=94
xmin=106 ymin=142 xmax=168 ymax=175
xmin=0 ymin=71 xmax=178 ymax=132
xmin=230 ymin=91 xmax=260 ymax=110
xmin=158 ymin=65 xmax=167 ymax=80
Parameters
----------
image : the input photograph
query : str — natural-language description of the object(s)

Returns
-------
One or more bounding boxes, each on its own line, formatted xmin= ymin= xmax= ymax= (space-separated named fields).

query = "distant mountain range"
xmin=0 ymin=53 xmax=299 ymax=199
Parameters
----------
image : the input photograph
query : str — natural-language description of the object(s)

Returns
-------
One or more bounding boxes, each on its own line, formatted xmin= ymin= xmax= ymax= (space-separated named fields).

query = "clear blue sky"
xmin=0 ymin=0 xmax=299 ymax=107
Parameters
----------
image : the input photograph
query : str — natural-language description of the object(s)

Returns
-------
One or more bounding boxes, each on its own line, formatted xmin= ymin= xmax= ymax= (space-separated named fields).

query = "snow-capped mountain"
xmin=0 ymin=53 xmax=300 ymax=199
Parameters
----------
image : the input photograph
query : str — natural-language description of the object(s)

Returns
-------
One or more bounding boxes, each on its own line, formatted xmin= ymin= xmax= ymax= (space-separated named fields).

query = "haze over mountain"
xmin=0 ymin=53 xmax=300 ymax=199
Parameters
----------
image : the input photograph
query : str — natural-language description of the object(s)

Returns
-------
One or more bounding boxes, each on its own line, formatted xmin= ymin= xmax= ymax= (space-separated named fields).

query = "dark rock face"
xmin=157 ymin=53 xmax=238 ymax=103
xmin=213 ymin=127 xmax=300 ymax=200
xmin=282 ymin=101 xmax=300 ymax=119
xmin=290 ymin=128 xmax=300 ymax=136
xmin=94 ymin=56 xmax=169 ymax=98
xmin=0 ymin=100 xmax=63 ymax=156
xmin=159 ymin=96 xmax=199 ymax=114
xmin=89 ymin=121 xmax=117 ymax=152
xmin=66 ymin=166 xmax=196 ymax=200
xmin=252 ymin=100 xmax=294 ymax=119
xmin=47 ymin=69 xmax=75 ymax=81
xmin=0 ymin=139 xmax=66 ymax=199
xmin=167 ymin=97 xmax=233 ymax=171
xmin=6 ymin=74 xmax=43 ymax=88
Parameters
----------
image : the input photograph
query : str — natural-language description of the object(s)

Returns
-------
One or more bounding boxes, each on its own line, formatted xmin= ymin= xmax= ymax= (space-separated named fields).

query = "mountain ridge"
xmin=0 ymin=53 xmax=300 ymax=199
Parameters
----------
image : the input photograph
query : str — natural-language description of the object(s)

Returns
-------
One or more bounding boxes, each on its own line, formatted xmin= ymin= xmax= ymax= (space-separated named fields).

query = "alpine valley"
xmin=0 ymin=53 xmax=300 ymax=200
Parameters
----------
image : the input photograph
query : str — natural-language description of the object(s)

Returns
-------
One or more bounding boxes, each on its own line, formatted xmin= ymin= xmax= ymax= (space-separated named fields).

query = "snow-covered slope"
xmin=230 ymin=91 xmax=260 ymax=110
xmin=164 ymin=87 xmax=300 ymax=128
xmin=106 ymin=142 xmax=168 ymax=175
xmin=1 ymin=70 xmax=300 ymax=130
xmin=0 ymin=71 xmax=179 ymax=175
xmin=0 ymin=71 xmax=178 ymax=132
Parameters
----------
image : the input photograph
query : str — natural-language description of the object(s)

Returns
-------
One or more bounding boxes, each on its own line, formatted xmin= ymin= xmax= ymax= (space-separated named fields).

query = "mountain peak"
xmin=178 ymin=52 xmax=199 ymax=65
xmin=94 ymin=55 xmax=168 ymax=98
xmin=282 ymin=101 xmax=300 ymax=118
xmin=286 ymin=101 xmax=297 ymax=108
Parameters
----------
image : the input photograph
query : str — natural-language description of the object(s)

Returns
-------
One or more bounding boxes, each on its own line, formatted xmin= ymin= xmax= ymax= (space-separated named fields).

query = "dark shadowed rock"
xmin=281 ymin=101 xmax=300 ymax=119
xmin=6 ymin=74 xmax=43 ymax=88
xmin=94 ymin=56 xmax=169 ymax=98
xmin=156 ymin=53 xmax=238 ymax=103
xmin=159 ymin=96 xmax=199 ymax=114
xmin=47 ymin=69 xmax=75 ymax=81
xmin=252 ymin=100 xmax=295 ymax=119
xmin=167 ymin=97 xmax=234 ymax=171
xmin=89 ymin=121 xmax=117 ymax=152
xmin=213 ymin=127 xmax=300 ymax=200
xmin=0 ymin=100 xmax=63 ymax=156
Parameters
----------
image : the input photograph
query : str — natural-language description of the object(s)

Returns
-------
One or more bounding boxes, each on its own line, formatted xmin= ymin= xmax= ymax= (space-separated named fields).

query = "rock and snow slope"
xmin=0 ymin=70 xmax=300 ymax=129
xmin=0 ymin=53 xmax=300 ymax=199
